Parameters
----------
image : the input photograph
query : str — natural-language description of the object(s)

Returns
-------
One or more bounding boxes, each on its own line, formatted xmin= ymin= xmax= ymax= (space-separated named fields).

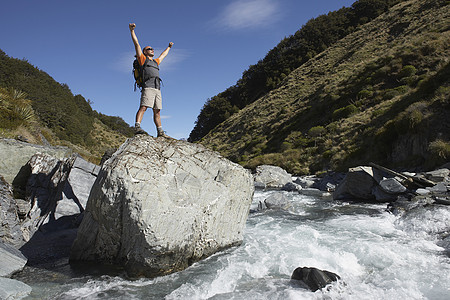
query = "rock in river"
xmin=70 ymin=135 xmax=254 ymax=278
xmin=291 ymin=266 xmax=341 ymax=292
xmin=253 ymin=165 xmax=292 ymax=189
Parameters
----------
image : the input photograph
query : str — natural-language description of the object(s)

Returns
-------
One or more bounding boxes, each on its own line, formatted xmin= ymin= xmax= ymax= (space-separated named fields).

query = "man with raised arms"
xmin=129 ymin=23 xmax=173 ymax=137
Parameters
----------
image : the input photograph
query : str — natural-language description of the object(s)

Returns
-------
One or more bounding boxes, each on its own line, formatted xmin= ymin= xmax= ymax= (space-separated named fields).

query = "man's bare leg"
xmin=153 ymin=108 xmax=168 ymax=137
xmin=134 ymin=106 xmax=148 ymax=134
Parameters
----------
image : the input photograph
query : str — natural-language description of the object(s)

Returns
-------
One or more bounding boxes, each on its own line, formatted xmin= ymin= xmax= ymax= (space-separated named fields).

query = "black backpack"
xmin=133 ymin=57 xmax=143 ymax=91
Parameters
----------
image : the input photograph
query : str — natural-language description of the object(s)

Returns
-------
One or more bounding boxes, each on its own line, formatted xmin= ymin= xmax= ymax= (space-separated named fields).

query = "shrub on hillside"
xmin=382 ymin=85 xmax=410 ymax=99
xmin=332 ymin=104 xmax=359 ymax=120
xmin=429 ymin=139 xmax=450 ymax=160
xmin=285 ymin=131 xmax=310 ymax=148
xmin=399 ymin=65 xmax=417 ymax=78
xmin=96 ymin=113 xmax=134 ymax=137
xmin=0 ymin=106 xmax=22 ymax=129
xmin=357 ymin=89 xmax=373 ymax=100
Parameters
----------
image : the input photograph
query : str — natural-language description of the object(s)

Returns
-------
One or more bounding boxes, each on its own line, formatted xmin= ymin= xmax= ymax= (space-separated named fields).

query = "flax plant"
xmin=0 ymin=87 xmax=35 ymax=124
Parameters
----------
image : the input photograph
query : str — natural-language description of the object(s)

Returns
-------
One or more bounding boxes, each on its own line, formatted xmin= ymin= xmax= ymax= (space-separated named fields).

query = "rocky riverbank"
xmin=253 ymin=163 xmax=449 ymax=212
xmin=1 ymin=137 xmax=449 ymax=298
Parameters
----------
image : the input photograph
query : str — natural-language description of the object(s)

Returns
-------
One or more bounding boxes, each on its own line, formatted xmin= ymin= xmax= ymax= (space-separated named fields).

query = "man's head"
xmin=143 ymin=46 xmax=154 ymax=57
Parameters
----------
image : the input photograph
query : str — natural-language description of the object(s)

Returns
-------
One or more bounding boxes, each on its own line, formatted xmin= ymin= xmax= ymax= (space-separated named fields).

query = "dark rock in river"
xmin=281 ymin=181 xmax=302 ymax=192
xmin=379 ymin=177 xmax=407 ymax=194
xmin=294 ymin=176 xmax=316 ymax=188
xmin=333 ymin=166 xmax=378 ymax=201
xmin=311 ymin=172 xmax=346 ymax=192
xmin=291 ymin=266 xmax=341 ymax=292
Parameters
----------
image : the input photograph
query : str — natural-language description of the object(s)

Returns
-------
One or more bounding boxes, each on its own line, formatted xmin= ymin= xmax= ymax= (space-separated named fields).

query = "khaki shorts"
xmin=140 ymin=88 xmax=162 ymax=109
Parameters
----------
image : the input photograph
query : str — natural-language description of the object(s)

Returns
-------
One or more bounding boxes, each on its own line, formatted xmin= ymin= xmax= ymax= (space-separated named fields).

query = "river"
xmin=14 ymin=189 xmax=450 ymax=299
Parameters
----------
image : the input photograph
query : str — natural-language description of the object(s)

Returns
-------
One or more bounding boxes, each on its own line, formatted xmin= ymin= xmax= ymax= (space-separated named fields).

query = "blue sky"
xmin=1 ymin=0 xmax=356 ymax=139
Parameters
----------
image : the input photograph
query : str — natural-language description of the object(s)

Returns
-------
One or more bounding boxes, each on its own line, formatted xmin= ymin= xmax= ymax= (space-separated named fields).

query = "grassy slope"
xmin=0 ymin=50 xmax=134 ymax=164
xmin=199 ymin=0 xmax=450 ymax=174
xmin=0 ymin=118 xmax=129 ymax=164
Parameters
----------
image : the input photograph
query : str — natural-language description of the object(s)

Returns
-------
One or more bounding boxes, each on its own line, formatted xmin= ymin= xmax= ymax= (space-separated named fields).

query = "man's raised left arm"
xmin=158 ymin=42 xmax=174 ymax=63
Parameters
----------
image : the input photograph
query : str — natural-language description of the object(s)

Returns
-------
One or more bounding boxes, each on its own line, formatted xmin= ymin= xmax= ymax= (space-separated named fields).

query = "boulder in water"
xmin=379 ymin=177 xmax=407 ymax=194
xmin=253 ymin=165 xmax=292 ymax=189
xmin=281 ymin=181 xmax=302 ymax=192
xmin=263 ymin=192 xmax=289 ymax=209
xmin=70 ymin=136 xmax=254 ymax=278
xmin=291 ymin=266 xmax=340 ymax=292
xmin=333 ymin=166 xmax=377 ymax=201
xmin=333 ymin=166 xmax=412 ymax=202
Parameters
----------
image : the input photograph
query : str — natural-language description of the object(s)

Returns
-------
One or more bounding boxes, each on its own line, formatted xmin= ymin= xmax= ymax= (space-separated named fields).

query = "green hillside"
xmin=189 ymin=0 xmax=404 ymax=142
xmin=198 ymin=0 xmax=450 ymax=174
xmin=0 ymin=50 xmax=134 ymax=163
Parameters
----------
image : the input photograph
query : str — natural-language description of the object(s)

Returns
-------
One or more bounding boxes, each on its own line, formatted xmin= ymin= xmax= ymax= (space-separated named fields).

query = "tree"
xmin=308 ymin=126 xmax=326 ymax=146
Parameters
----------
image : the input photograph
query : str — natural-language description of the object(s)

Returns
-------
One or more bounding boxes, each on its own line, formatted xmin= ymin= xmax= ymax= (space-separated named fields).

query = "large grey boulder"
xmin=333 ymin=166 xmax=378 ymax=201
xmin=70 ymin=135 xmax=254 ymax=278
xmin=253 ymin=165 xmax=292 ymax=189
xmin=0 ymin=138 xmax=72 ymax=185
xmin=1 ymin=152 xmax=99 ymax=248
xmin=333 ymin=166 xmax=412 ymax=202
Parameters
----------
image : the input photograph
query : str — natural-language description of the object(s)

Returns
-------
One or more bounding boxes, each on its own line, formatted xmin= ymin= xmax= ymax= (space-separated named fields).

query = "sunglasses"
xmin=144 ymin=47 xmax=153 ymax=51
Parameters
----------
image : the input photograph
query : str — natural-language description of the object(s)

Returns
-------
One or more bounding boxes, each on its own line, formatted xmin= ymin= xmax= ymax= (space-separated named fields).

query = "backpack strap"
xmin=141 ymin=57 xmax=148 ymax=89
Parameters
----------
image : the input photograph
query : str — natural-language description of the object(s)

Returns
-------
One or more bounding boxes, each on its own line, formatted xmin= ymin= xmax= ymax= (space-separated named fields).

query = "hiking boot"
xmin=134 ymin=126 xmax=147 ymax=135
xmin=157 ymin=130 xmax=171 ymax=138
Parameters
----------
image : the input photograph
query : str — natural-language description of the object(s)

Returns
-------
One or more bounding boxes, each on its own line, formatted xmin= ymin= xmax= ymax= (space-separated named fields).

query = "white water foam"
xmin=24 ymin=190 xmax=450 ymax=299
xmin=163 ymin=191 xmax=450 ymax=299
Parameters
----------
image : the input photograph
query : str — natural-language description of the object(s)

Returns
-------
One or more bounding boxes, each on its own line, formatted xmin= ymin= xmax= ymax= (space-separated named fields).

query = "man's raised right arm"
xmin=129 ymin=23 xmax=142 ymax=58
